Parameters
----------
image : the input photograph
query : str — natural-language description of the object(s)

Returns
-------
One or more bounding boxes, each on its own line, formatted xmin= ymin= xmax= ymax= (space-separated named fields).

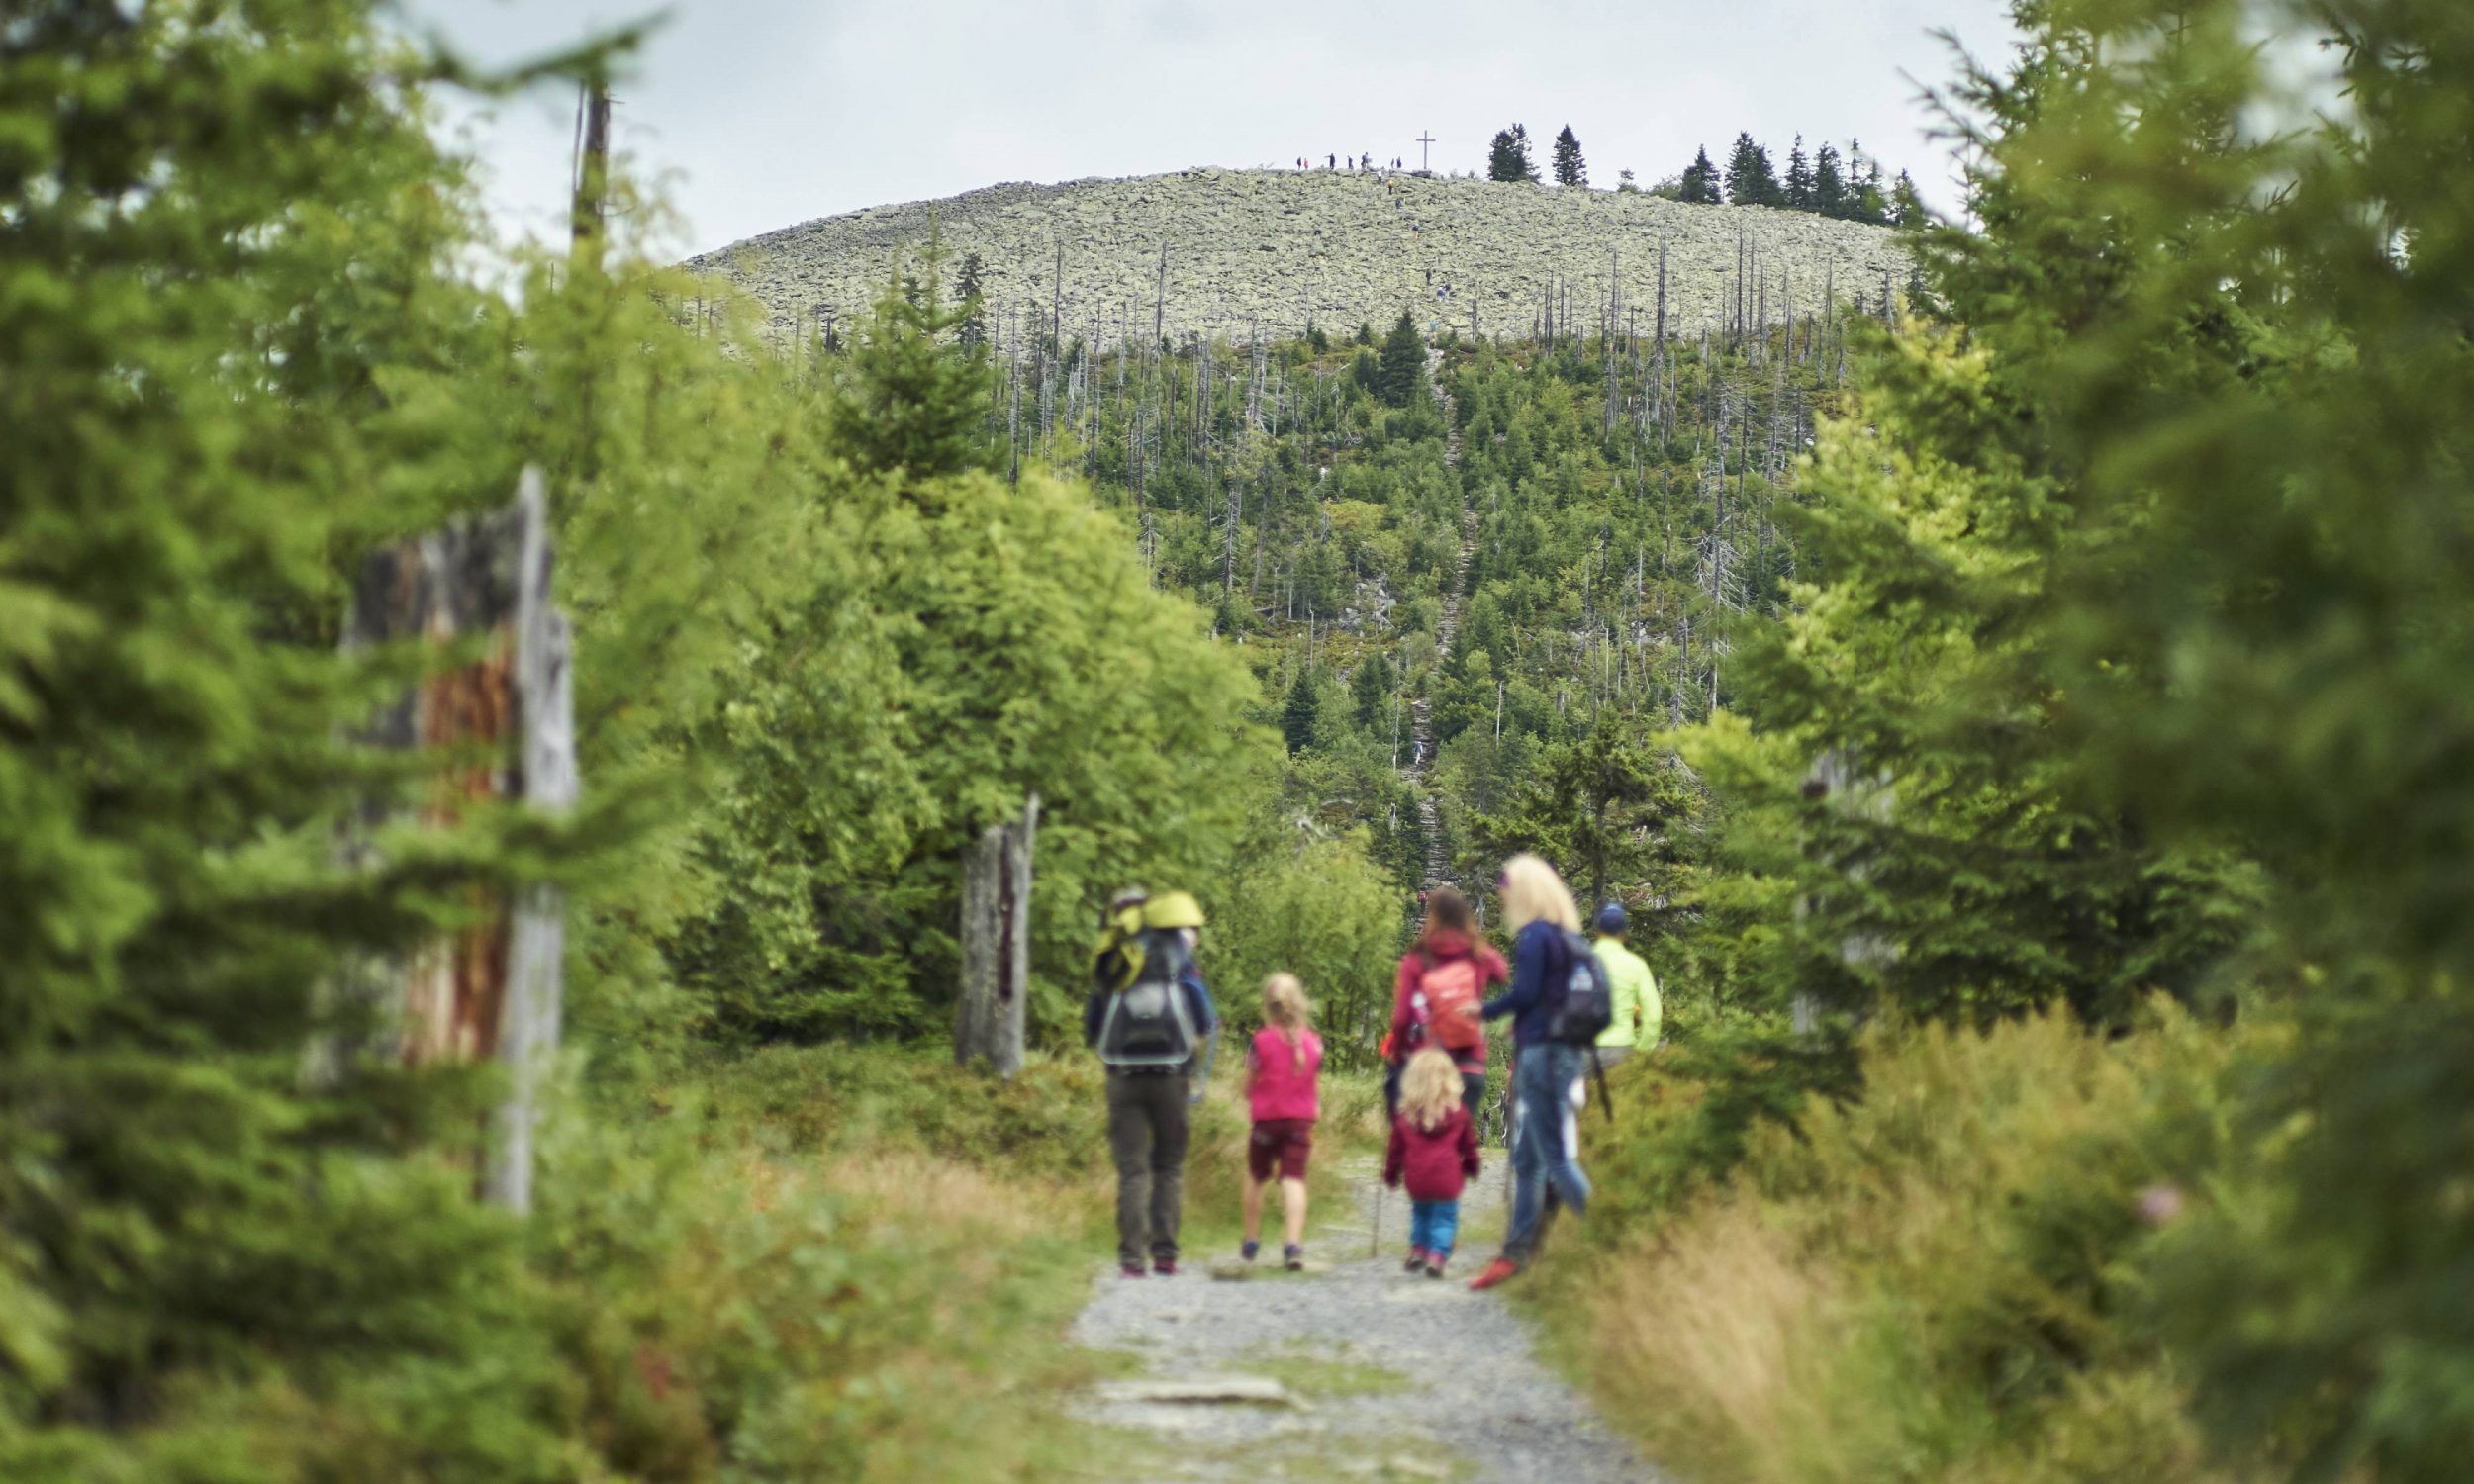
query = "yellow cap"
xmin=1142 ymin=890 xmax=1205 ymax=930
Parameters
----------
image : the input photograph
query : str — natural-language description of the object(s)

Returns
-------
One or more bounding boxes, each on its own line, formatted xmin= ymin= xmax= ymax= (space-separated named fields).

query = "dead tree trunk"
xmin=1794 ymin=750 xmax=1895 ymax=1034
xmin=324 ymin=468 xmax=575 ymax=1214
xmin=955 ymin=791 xmax=1040 ymax=1077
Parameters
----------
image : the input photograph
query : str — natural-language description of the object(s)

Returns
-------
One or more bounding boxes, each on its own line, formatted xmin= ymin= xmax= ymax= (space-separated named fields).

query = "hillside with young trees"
xmin=951 ymin=253 xmax=1892 ymax=1037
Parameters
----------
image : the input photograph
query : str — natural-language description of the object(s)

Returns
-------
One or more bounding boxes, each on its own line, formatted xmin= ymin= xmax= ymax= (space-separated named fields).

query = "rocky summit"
xmin=688 ymin=167 xmax=1910 ymax=350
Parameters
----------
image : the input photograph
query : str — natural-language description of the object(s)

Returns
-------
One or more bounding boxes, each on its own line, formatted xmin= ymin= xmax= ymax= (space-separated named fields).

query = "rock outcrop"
xmin=688 ymin=168 xmax=1907 ymax=350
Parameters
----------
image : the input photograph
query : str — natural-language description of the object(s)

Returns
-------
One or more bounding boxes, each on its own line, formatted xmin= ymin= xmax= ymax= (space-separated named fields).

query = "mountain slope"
xmin=690 ymin=168 xmax=1909 ymax=350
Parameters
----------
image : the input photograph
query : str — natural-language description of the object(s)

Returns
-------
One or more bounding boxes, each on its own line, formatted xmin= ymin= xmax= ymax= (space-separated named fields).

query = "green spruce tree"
xmin=1353 ymin=653 xmax=1395 ymax=730
xmin=1886 ymin=168 xmax=1925 ymax=229
xmin=1678 ymin=146 xmax=1722 ymax=204
xmin=1846 ymin=141 xmax=1889 ymax=224
xmin=1812 ymin=140 xmax=1847 ymax=216
xmin=1724 ymin=132 xmax=1781 ymax=206
xmin=828 ymin=238 xmax=998 ymax=479
xmin=954 ymin=250 xmax=988 ymax=347
xmin=1487 ymin=124 xmax=1538 ymax=183
xmin=1784 ymin=135 xmax=1816 ymax=210
xmin=1377 ymin=310 xmax=1427 ymax=408
xmin=1552 ymin=125 xmax=1587 ymax=187
xmin=1473 ymin=717 xmax=1697 ymax=917
xmin=1283 ymin=666 xmax=1322 ymax=755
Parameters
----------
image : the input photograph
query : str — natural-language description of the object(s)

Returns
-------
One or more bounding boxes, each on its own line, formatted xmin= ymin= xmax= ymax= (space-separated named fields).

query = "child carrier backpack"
xmin=1546 ymin=929 xmax=1615 ymax=1047
xmin=1092 ymin=899 xmax=1151 ymax=995
xmin=1095 ymin=928 xmax=1198 ymax=1068
xmin=1410 ymin=952 xmax=1486 ymax=1054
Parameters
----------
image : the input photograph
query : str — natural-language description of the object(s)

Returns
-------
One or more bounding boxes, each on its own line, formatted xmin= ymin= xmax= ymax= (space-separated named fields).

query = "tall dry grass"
xmin=1536 ymin=1008 xmax=2261 ymax=1483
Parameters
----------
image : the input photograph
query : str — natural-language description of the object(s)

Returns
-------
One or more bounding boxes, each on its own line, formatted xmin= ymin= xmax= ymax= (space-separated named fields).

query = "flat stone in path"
xmin=1094 ymin=1376 xmax=1303 ymax=1408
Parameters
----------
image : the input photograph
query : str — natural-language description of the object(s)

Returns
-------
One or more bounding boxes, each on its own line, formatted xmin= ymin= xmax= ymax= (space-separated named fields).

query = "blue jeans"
xmin=1505 ymin=1043 xmax=1590 ymax=1263
xmin=1410 ymin=1198 xmax=1461 ymax=1257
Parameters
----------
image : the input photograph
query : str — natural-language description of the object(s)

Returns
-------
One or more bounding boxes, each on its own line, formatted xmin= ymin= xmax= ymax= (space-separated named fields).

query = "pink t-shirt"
xmin=1248 ymin=1026 xmax=1324 ymax=1123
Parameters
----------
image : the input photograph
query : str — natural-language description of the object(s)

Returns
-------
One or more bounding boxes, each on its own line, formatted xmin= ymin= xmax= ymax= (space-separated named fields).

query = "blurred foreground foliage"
xmin=1555 ymin=0 xmax=2474 ymax=1477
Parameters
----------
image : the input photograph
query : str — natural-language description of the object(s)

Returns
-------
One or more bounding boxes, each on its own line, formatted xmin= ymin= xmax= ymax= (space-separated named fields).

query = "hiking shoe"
xmin=1240 ymin=1239 xmax=1260 ymax=1263
xmin=1153 ymin=1258 xmax=1178 ymax=1276
xmin=1119 ymin=1262 xmax=1147 ymax=1279
xmin=1425 ymin=1258 xmax=1448 ymax=1280
xmin=1403 ymin=1248 xmax=1428 ymax=1272
xmin=1467 ymin=1257 xmax=1520 ymax=1291
xmin=1283 ymin=1244 xmax=1304 ymax=1271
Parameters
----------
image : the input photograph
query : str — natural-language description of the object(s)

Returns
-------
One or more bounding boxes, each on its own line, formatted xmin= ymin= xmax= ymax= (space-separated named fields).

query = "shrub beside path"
xmin=1068 ymin=1157 xmax=1656 ymax=1483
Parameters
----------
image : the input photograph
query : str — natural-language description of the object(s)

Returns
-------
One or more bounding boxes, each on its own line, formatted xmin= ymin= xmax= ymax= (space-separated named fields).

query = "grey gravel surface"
xmin=1069 ymin=1159 xmax=1658 ymax=1484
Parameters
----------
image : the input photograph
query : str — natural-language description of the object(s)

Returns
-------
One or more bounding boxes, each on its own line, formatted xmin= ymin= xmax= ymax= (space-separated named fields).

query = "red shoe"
xmin=1153 ymin=1258 xmax=1179 ymax=1276
xmin=1120 ymin=1262 xmax=1147 ymax=1278
xmin=1467 ymin=1257 xmax=1520 ymax=1291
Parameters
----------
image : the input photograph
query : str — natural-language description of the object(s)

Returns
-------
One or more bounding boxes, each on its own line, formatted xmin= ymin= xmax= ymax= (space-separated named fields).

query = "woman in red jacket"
xmin=1385 ymin=886 xmax=1508 ymax=1124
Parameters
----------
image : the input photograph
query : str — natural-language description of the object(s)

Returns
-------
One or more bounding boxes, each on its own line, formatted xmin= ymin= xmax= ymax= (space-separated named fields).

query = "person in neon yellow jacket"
xmin=1589 ymin=902 xmax=1660 ymax=1067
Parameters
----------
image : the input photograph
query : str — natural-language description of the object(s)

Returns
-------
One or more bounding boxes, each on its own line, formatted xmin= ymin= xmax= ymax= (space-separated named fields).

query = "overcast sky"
xmin=404 ymin=0 xmax=2023 ymax=260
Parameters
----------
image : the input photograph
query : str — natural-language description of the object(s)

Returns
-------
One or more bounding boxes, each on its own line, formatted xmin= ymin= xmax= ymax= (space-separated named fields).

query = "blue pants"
xmin=1409 ymin=1199 xmax=1461 ymax=1257
xmin=1506 ymin=1043 xmax=1590 ymax=1263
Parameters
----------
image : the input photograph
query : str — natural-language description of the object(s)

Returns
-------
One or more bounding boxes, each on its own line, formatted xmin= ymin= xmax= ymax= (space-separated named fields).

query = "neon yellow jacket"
xmin=1591 ymin=936 xmax=1660 ymax=1049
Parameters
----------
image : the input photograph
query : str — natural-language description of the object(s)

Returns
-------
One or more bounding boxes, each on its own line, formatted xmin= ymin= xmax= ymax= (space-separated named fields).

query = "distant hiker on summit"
xmin=1088 ymin=890 xmax=1219 ymax=1277
xmin=1465 ymin=855 xmax=1611 ymax=1290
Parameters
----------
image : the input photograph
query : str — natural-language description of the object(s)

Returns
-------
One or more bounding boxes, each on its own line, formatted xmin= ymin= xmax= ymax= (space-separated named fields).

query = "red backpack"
xmin=1409 ymin=952 xmax=1485 ymax=1054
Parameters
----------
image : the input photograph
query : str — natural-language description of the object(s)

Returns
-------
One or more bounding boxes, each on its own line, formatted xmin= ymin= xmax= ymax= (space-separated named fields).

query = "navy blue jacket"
xmin=1480 ymin=919 xmax=1567 ymax=1049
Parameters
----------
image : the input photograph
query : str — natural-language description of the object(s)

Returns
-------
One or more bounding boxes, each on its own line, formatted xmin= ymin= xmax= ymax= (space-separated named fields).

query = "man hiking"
xmin=1086 ymin=889 xmax=1218 ymax=1277
xmin=1589 ymin=901 xmax=1659 ymax=1069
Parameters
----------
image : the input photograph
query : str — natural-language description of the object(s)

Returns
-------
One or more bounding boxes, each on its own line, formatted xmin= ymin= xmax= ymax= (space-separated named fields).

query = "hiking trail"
xmin=1406 ymin=347 xmax=1472 ymax=894
xmin=1068 ymin=1157 xmax=1652 ymax=1483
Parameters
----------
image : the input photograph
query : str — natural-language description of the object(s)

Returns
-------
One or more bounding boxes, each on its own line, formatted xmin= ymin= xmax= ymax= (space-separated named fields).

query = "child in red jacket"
xmin=1383 ymin=1048 xmax=1480 ymax=1278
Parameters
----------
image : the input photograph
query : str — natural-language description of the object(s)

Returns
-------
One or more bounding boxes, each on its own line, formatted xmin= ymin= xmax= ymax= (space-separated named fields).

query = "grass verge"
xmin=1516 ymin=1009 xmax=2273 ymax=1484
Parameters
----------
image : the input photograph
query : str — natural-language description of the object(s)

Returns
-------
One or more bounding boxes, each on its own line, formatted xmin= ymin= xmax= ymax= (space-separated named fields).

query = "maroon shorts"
xmin=1248 ymin=1119 xmax=1314 ymax=1181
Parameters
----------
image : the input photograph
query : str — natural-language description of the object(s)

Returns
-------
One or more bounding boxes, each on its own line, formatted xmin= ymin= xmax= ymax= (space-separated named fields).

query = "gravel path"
xmin=1069 ymin=1158 xmax=1657 ymax=1483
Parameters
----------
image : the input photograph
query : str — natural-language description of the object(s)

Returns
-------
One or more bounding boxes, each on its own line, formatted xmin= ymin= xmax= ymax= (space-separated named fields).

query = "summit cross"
xmin=1416 ymin=131 xmax=1436 ymax=173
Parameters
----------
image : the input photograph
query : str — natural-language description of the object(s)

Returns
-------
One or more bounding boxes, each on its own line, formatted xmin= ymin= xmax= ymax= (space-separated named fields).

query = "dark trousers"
xmin=1106 ymin=1072 xmax=1189 ymax=1264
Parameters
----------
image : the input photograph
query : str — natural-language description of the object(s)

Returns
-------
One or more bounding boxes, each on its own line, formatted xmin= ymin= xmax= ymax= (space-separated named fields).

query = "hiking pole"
xmin=1589 ymin=1046 xmax=1615 ymax=1123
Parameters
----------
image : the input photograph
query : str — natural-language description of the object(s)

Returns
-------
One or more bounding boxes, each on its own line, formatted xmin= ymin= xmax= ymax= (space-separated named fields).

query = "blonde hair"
xmin=1262 ymin=973 xmax=1310 ymax=1072
xmin=1399 ymin=1048 xmax=1463 ymax=1132
xmin=1498 ymin=853 xmax=1581 ymax=935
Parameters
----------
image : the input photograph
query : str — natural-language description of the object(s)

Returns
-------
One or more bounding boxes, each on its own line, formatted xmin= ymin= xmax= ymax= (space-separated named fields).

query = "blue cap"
xmin=1593 ymin=901 xmax=1629 ymax=935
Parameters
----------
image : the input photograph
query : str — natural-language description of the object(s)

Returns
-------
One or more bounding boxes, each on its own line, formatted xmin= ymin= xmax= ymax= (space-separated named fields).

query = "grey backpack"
xmin=1095 ymin=929 xmax=1198 ymax=1067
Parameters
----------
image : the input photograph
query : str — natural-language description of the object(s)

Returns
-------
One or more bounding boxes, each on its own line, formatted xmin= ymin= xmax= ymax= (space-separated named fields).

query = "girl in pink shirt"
xmin=1241 ymin=974 xmax=1323 ymax=1269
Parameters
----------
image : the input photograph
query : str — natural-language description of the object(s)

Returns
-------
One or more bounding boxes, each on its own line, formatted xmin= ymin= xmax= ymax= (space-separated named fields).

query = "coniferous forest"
xmin=7 ymin=0 xmax=2474 ymax=1480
